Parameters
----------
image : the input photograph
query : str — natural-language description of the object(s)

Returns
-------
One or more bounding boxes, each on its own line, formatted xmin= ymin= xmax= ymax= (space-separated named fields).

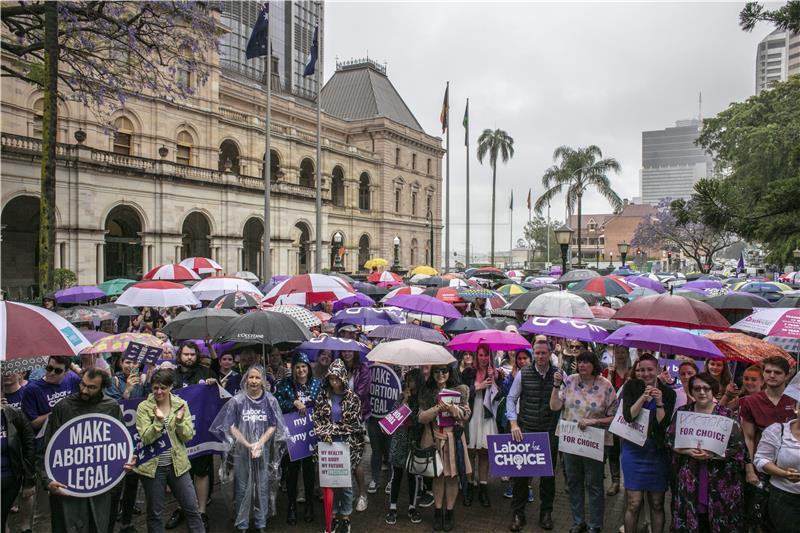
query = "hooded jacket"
xmin=312 ymin=359 xmax=365 ymax=469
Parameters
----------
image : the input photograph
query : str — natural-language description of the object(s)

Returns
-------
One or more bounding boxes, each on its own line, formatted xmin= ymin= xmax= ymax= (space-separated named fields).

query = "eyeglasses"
xmin=432 ymin=368 xmax=450 ymax=375
xmin=46 ymin=366 xmax=65 ymax=375
xmin=692 ymin=386 xmax=713 ymax=393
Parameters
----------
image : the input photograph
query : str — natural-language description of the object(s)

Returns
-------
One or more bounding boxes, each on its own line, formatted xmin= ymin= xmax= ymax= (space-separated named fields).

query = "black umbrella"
xmin=415 ymin=276 xmax=451 ymax=288
xmin=568 ymin=290 xmax=607 ymax=306
xmin=353 ymin=282 xmax=389 ymax=299
xmin=209 ymin=291 xmax=260 ymax=310
xmin=775 ymin=295 xmax=800 ymax=308
xmin=96 ymin=302 xmax=139 ymax=317
xmin=441 ymin=317 xmax=501 ymax=334
xmin=587 ymin=319 xmax=634 ymax=332
xmin=367 ymin=324 xmax=448 ymax=344
xmin=706 ymin=293 xmax=772 ymax=310
xmin=505 ymin=288 xmax=558 ymax=312
xmin=214 ymin=310 xmax=311 ymax=348
xmin=484 ymin=316 xmax=520 ymax=330
xmin=556 ymin=269 xmax=600 ymax=284
xmin=161 ymin=308 xmax=239 ymax=340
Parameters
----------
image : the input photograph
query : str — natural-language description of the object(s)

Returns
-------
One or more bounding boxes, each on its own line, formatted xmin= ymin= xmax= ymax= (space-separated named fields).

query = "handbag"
xmin=406 ymin=424 xmax=443 ymax=477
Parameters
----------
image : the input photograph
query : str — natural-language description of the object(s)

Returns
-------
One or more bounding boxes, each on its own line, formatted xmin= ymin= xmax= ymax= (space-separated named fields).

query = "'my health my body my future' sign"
xmin=45 ymin=414 xmax=133 ymax=497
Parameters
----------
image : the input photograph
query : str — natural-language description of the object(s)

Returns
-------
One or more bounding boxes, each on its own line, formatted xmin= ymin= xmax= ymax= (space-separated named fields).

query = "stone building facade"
xmin=1 ymin=44 xmax=443 ymax=298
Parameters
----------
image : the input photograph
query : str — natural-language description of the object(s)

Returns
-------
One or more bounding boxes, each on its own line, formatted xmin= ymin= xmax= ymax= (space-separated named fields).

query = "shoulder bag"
xmin=406 ymin=423 xmax=443 ymax=477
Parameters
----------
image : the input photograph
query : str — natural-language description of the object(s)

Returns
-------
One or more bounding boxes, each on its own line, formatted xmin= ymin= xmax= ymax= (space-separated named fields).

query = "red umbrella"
xmin=1 ymin=302 xmax=92 ymax=360
xmin=422 ymin=287 xmax=464 ymax=304
xmin=614 ymin=294 xmax=730 ymax=331
xmin=367 ymin=271 xmax=402 ymax=283
xmin=570 ymin=276 xmax=632 ymax=296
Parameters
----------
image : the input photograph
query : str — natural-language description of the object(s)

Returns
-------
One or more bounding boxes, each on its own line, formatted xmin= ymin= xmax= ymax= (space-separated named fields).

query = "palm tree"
xmin=477 ymin=129 xmax=514 ymax=265
xmin=534 ymin=145 xmax=622 ymax=266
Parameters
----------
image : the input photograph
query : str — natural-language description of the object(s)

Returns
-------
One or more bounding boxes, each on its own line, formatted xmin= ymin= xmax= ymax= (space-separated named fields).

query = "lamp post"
xmin=554 ymin=225 xmax=574 ymax=274
xmin=618 ymin=240 xmax=630 ymax=268
xmin=793 ymin=248 xmax=800 ymax=271
xmin=608 ymin=251 xmax=614 ymax=268
xmin=393 ymin=236 xmax=401 ymax=271
xmin=333 ymin=232 xmax=343 ymax=272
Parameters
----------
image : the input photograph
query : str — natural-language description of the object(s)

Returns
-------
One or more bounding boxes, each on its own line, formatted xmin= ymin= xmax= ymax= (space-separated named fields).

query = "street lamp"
xmin=332 ymin=232 xmax=343 ymax=271
xmin=608 ymin=251 xmax=614 ymax=268
xmin=392 ymin=236 xmax=401 ymax=270
xmin=618 ymin=240 xmax=630 ymax=268
xmin=553 ymin=225 xmax=574 ymax=274
xmin=793 ymin=248 xmax=800 ymax=271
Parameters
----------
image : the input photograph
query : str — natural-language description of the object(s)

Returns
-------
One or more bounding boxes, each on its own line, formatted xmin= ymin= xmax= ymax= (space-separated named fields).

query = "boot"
xmin=433 ymin=508 xmax=444 ymax=531
xmin=478 ymin=483 xmax=490 ymax=507
xmin=443 ymin=509 xmax=454 ymax=531
xmin=304 ymin=501 xmax=314 ymax=523
xmin=286 ymin=504 xmax=297 ymax=525
xmin=463 ymin=483 xmax=474 ymax=507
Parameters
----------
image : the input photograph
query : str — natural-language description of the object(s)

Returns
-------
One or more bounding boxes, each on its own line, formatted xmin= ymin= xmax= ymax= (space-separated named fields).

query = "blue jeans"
xmin=233 ymin=455 xmax=269 ymax=529
xmin=332 ymin=486 xmax=353 ymax=517
xmin=140 ymin=465 xmax=204 ymax=533
xmin=562 ymin=452 xmax=605 ymax=530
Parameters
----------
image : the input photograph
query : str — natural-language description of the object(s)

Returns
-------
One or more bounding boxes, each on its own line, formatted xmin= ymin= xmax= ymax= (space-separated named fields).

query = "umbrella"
xmin=332 ymin=293 xmax=376 ymax=312
xmin=570 ymin=276 xmax=632 ymax=297
xmin=765 ymin=335 xmax=800 ymax=354
xmin=565 ymin=290 xmax=607 ymax=307
xmin=673 ymin=289 xmax=709 ymax=301
xmin=423 ymin=287 xmax=464 ymax=304
xmin=95 ymin=302 xmax=139 ymax=317
xmin=191 ymin=277 xmax=263 ymax=301
xmin=377 ymin=279 xmax=405 ymax=289
xmin=298 ymin=336 xmax=370 ymax=361
xmin=625 ymin=275 xmax=666 ymax=293
xmin=367 ymin=324 xmax=448 ymax=344
xmin=506 ymin=270 xmax=525 ymax=279
xmin=448 ymin=330 xmax=530 ymax=352
xmin=328 ymin=272 xmax=355 ymax=284
xmin=683 ymin=280 xmax=724 ymax=290
xmin=505 ymin=288 xmax=558 ymax=312
xmin=442 ymin=317 xmax=502 ymax=334
xmin=179 ymin=257 xmax=223 ymax=275
xmin=410 ymin=266 xmax=438 ymax=276
xmin=98 ymin=278 xmax=137 ymax=297
xmin=497 ymin=284 xmax=528 ymax=298
xmin=408 ymin=273 xmax=432 ymax=284
xmin=383 ymin=294 xmax=462 ymax=320
xmin=79 ymin=330 xmax=113 ymax=344
xmin=470 ymin=267 xmax=508 ymax=280
xmin=524 ymin=276 xmax=558 ymax=285
xmin=56 ymin=306 xmax=115 ymax=323
xmin=0 ymin=302 xmax=91 ymax=361
xmin=352 ymin=282 xmax=389 ymax=299
xmin=705 ymin=332 xmax=794 ymax=366
xmin=210 ymin=291 xmax=261 ymax=310
xmin=590 ymin=306 xmax=616 ymax=319
xmin=733 ymin=281 xmax=792 ymax=293
xmin=54 ymin=285 xmax=106 ymax=304
xmin=520 ymin=316 xmax=610 ymax=343
xmin=117 ymin=281 xmax=201 ymax=308
xmin=613 ymin=294 xmax=730 ymax=331
xmin=262 ymin=274 xmax=355 ymax=305
xmin=415 ymin=276 xmax=469 ymax=288
xmin=268 ymin=305 xmax=322 ymax=329
xmin=607 ymin=297 xmax=625 ymax=309
xmin=556 ymin=269 xmax=601 ymax=284
xmin=367 ymin=271 xmax=402 ymax=283
xmin=730 ymin=308 xmax=800 ymax=338
xmin=367 ymin=339 xmax=455 ymax=366
xmin=610 ymin=267 xmax=635 ymax=276
xmin=524 ymin=291 xmax=594 ymax=319
xmin=82 ymin=332 xmax=163 ymax=354
xmin=380 ymin=286 xmax=425 ymax=302
xmin=705 ymin=292 xmax=773 ymax=323
xmin=587 ymin=318 xmax=634 ymax=332
xmin=271 ymin=274 xmax=292 ymax=284
xmin=214 ymin=310 xmax=311 ymax=347
xmin=685 ymin=273 xmax=721 ymax=281
xmin=604 ymin=325 xmax=724 ymax=359
xmin=233 ymin=271 xmax=260 ymax=283
xmin=457 ymin=288 xmax=498 ymax=300
xmin=364 ymin=258 xmax=389 ymax=270
xmin=775 ymin=294 xmax=800 ymax=308
xmin=624 ymin=287 xmax=660 ymax=300
xmin=161 ymin=308 xmax=239 ymax=340
xmin=330 ymin=307 xmax=404 ymax=327
xmin=143 ymin=264 xmax=201 ymax=281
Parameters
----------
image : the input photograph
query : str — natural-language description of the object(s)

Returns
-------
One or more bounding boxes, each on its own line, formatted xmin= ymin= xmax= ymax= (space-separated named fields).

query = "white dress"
xmin=467 ymin=389 xmax=498 ymax=449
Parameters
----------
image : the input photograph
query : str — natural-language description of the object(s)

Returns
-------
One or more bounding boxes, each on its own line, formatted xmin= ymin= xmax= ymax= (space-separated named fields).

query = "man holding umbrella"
xmin=505 ymin=340 xmax=560 ymax=531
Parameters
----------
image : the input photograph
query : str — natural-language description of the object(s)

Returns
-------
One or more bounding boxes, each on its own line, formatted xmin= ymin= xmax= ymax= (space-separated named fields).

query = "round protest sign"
xmin=369 ymin=363 xmax=402 ymax=418
xmin=45 ymin=413 xmax=133 ymax=497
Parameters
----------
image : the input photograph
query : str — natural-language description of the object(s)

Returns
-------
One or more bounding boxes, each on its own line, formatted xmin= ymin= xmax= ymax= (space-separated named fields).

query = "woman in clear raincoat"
xmin=210 ymin=365 xmax=289 ymax=532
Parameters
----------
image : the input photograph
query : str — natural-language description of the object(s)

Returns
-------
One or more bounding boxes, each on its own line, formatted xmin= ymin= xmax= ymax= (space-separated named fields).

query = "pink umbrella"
xmin=1 ymin=302 xmax=92 ymax=360
xmin=590 ymin=306 xmax=616 ymax=319
xmin=116 ymin=281 xmax=201 ymax=308
xmin=377 ymin=280 xmax=404 ymax=288
xmin=143 ymin=264 xmax=200 ymax=281
xmin=447 ymin=329 xmax=531 ymax=352
xmin=180 ymin=257 xmax=223 ymax=275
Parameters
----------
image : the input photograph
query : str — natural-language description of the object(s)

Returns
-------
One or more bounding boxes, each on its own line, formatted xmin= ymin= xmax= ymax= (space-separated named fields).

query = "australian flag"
xmin=303 ymin=25 xmax=319 ymax=77
xmin=245 ymin=3 xmax=270 ymax=60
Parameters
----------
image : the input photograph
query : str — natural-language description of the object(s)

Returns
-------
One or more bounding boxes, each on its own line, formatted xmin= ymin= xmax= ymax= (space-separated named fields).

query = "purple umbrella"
xmin=332 ymin=293 xmax=375 ymax=312
xmin=78 ymin=330 xmax=113 ymax=343
xmin=683 ymin=280 xmax=724 ymax=290
xmin=298 ymin=336 xmax=370 ymax=361
xmin=329 ymin=307 xmax=404 ymax=327
xmin=55 ymin=285 xmax=107 ymax=304
xmin=367 ymin=324 xmax=448 ymax=344
xmin=520 ymin=317 xmax=610 ymax=342
xmin=625 ymin=275 xmax=666 ymax=293
xmin=383 ymin=294 xmax=462 ymax=320
xmin=604 ymin=325 xmax=724 ymax=359
xmin=271 ymin=275 xmax=291 ymax=284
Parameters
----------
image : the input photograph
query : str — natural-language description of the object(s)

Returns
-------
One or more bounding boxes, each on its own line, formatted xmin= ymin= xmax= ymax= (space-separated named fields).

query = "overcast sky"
xmin=322 ymin=1 xmax=777 ymax=257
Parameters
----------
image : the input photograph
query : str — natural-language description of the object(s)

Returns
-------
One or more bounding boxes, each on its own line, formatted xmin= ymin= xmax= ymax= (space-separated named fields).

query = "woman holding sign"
xmin=666 ymin=372 xmax=748 ymax=533
xmin=620 ymin=354 xmax=676 ymax=533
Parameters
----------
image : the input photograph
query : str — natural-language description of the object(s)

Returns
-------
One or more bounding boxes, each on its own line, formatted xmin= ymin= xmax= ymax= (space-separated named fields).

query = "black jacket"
xmin=517 ymin=364 xmax=560 ymax=433
xmin=1 ymin=404 xmax=35 ymax=486
xmin=622 ymin=379 xmax=676 ymax=447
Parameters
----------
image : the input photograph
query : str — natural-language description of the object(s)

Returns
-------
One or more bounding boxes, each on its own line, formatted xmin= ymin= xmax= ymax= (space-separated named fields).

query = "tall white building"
xmin=639 ymin=119 xmax=714 ymax=205
xmin=755 ymin=28 xmax=790 ymax=94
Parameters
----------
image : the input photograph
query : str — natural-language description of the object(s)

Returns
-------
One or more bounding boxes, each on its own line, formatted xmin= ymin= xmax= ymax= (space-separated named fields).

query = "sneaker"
xmin=355 ymin=494 xmax=368 ymax=512
xmin=408 ymin=507 xmax=422 ymax=524
xmin=528 ymin=488 xmax=535 ymax=503
xmin=297 ymin=494 xmax=307 ymax=503
xmin=385 ymin=481 xmax=392 ymax=495
xmin=385 ymin=509 xmax=398 ymax=525
xmin=417 ymin=491 xmax=434 ymax=508
xmin=382 ymin=461 xmax=390 ymax=471
xmin=336 ymin=517 xmax=351 ymax=533
xmin=503 ymin=485 xmax=514 ymax=498
xmin=367 ymin=480 xmax=378 ymax=494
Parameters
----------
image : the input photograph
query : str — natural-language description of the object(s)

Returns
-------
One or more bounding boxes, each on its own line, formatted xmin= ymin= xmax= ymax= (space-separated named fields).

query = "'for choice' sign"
xmin=673 ymin=411 xmax=733 ymax=457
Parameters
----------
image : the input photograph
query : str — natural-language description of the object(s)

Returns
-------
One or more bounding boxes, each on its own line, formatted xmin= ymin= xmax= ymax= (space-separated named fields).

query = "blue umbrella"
xmin=329 ymin=307 xmax=404 ymax=326
xmin=297 ymin=336 xmax=369 ymax=361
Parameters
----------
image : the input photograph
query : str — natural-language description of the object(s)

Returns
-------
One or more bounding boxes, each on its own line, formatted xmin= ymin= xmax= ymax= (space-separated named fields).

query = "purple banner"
xmin=45 ymin=413 xmax=133 ymax=497
xmin=487 ymin=433 xmax=554 ymax=478
xmin=284 ymin=410 xmax=317 ymax=462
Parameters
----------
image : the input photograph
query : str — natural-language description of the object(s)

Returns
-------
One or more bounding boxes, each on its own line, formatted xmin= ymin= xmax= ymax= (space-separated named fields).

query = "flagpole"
xmin=464 ymin=97 xmax=470 ymax=269
xmin=263 ymin=42 xmax=272 ymax=282
xmin=445 ymin=81 xmax=450 ymax=274
xmin=546 ymin=200 xmax=551 ymax=267
xmin=509 ymin=191 xmax=513 ymax=269
xmin=314 ymin=33 xmax=322 ymax=274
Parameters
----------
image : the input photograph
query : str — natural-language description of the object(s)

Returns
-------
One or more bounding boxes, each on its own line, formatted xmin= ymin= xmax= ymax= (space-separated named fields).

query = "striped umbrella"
xmin=367 ymin=271 xmax=403 ymax=283
xmin=0 ymin=302 xmax=91 ymax=361
xmin=179 ymin=257 xmax=223 ymax=275
xmin=497 ymin=284 xmax=528 ymax=297
xmin=367 ymin=324 xmax=448 ymax=344
xmin=82 ymin=332 xmax=164 ymax=354
xmin=262 ymin=274 xmax=355 ymax=305
xmin=116 ymin=281 xmax=201 ymax=308
xmin=570 ymin=276 xmax=633 ymax=297
xmin=210 ymin=291 xmax=261 ymax=310
xmin=143 ymin=264 xmax=200 ymax=281
xmin=380 ymin=285 xmax=425 ymax=302
xmin=191 ymin=277 xmax=263 ymax=301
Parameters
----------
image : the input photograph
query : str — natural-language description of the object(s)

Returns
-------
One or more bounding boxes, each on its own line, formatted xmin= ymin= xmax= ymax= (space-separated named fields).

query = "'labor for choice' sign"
xmin=487 ymin=433 xmax=554 ymax=478
xmin=45 ymin=413 xmax=133 ymax=497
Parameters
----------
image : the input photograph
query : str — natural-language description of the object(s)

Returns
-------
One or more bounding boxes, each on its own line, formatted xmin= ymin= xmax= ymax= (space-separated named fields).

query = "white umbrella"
xmin=117 ymin=281 xmax=201 ymax=308
xmin=524 ymin=291 xmax=594 ymax=319
xmin=234 ymin=271 xmax=260 ymax=283
xmin=409 ymin=273 xmax=432 ymax=284
xmin=367 ymin=339 xmax=456 ymax=366
xmin=191 ymin=276 xmax=263 ymax=301
xmin=179 ymin=257 xmax=223 ymax=275
xmin=268 ymin=305 xmax=322 ymax=329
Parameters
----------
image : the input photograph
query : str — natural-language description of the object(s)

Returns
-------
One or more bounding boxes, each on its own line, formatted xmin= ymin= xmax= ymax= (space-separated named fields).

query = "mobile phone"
xmin=131 ymin=366 xmax=140 ymax=376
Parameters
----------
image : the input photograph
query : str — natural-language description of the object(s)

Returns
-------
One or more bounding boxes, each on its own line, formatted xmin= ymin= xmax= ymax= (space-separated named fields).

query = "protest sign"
xmin=123 ymin=341 xmax=163 ymax=365
xmin=558 ymin=420 xmax=605 ymax=462
xmin=378 ymin=404 xmax=411 ymax=435
xmin=436 ymin=389 xmax=462 ymax=427
xmin=369 ymin=364 xmax=402 ymax=418
xmin=318 ymin=441 xmax=351 ymax=488
xmin=488 ymin=433 xmax=553 ymax=478
xmin=658 ymin=358 xmax=704 ymax=383
xmin=45 ymin=413 xmax=133 ymax=497
xmin=609 ymin=403 xmax=650 ymax=446
xmin=284 ymin=410 xmax=318 ymax=462
xmin=673 ymin=411 xmax=733 ymax=457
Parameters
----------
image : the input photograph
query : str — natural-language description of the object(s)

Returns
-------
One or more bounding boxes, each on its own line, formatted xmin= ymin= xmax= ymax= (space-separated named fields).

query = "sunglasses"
xmin=46 ymin=365 xmax=65 ymax=375
xmin=432 ymin=368 xmax=450 ymax=375
xmin=692 ymin=386 xmax=713 ymax=393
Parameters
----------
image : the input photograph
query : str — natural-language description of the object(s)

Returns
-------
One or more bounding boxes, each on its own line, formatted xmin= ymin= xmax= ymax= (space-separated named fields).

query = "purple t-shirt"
xmin=1 ymin=411 xmax=10 ymax=478
xmin=4 ymin=386 xmax=26 ymax=410
xmin=331 ymin=393 xmax=344 ymax=424
xmin=21 ymin=373 xmax=80 ymax=421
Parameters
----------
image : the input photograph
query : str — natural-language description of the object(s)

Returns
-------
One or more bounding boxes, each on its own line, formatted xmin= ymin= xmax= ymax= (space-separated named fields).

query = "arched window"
xmin=176 ymin=131 xmax=193 ymax=166
xmin=181 ymin=212 xmax=211 ymax=259
xmin=299 ymin=158 xmax=315 ymax=188
xmin=113 ymin=117 xmax=134 ymax=155
xmin=270 ymin=150 xmax=280 ymax=179
xmin=242 ymin=218 xmax=264 ymax=277
xmin=411 ymin=238 xmax=418 ymax=266
xmin=105 ymin=205 xmax=143 ymax=280
xmin=358 ymin=173 xmax=370 ymax=210
xmin=32 ymin=99 xmax=44 ymax=138
xmin=219 ymin=140 xmax=240 ymax=174
xmin=331 ymin=166 xmax=345 ymax=207
xmin=1 ymin=195 xmax=41 ymax=296
xmin=358 ymin=234 xmax=370 ymax=271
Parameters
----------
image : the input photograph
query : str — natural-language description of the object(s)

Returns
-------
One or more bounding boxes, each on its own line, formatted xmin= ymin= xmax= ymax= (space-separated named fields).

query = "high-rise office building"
xmin=220 ymin=1 xmax=323 ymax=100
xmin=755 ymin=28 xmax=789 ymax=94
xmin=639 ymin=119 xmax=714 ymax=205
xmin=787 ymin=32 xmax=800 ymax=78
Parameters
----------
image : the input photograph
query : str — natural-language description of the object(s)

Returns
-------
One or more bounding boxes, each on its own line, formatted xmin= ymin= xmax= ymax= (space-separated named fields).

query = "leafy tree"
xmin=1 ymin=1 xmax=219 ymax=293
xmin=477 ymin=129 xmax=514 ymax=265
xmin=692 ymin=76 xmax=800 ymax=266
xmin=739 ymin=1 xmax=800 ymax=33
xmin=53 ymin=268 xmax=77 ymax=290
xmin=523 ymin=216 xmax=563 ymax=262
xmin=632 ymin=199 xmax=739 ymax=272
xmin=534 ymin=145 xmax=622 ymax=266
